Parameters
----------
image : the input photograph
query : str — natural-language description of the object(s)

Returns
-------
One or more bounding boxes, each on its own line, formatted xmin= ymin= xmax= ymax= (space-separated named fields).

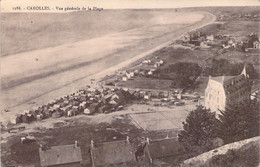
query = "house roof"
xmin=210 ymin=76 xmax=238 ymax=84
xmin=210 ymin=74 xmax=249 ymax=94
xmin=39 ymin=144 xmax=82 ymax=167
xmin=91 ymin=139 xmax=135 ymax=167
xmin=145 ymin=138 xmax=182 ymax=159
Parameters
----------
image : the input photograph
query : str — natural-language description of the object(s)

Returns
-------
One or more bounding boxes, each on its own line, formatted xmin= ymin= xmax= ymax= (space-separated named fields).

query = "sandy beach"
xmin=1 ymin=11 xmax=215 ymax=123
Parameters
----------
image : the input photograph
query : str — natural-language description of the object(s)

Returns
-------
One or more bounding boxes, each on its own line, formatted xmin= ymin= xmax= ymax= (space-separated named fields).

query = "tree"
xmin=178 ymin=105 xmax=218 ymax=154
xmin=216 ymin=102 xmax=260 ymax=144
xmin=154 ymin=62 xmax=202 ymax=89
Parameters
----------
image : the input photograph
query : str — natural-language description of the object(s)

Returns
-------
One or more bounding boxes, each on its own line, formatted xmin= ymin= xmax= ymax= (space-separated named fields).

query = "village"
xmin=1 ymin=6 xmax=260 ymax=167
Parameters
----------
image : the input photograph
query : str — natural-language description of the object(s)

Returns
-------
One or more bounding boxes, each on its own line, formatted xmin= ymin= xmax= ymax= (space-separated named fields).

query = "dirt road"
xmin=1 ymin=11 xmax=215 ymax=123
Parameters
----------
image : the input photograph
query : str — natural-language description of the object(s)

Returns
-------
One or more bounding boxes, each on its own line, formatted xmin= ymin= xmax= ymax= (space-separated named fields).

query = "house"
xmin=147 ymin=71 xmax=153 ymax=75
xmin=142 ymin=59 xmax=151 ymax=64
xmin=253 ymin=41 xmax=260 ymax=49
xmin=83 ymin=108 xmax=91 ymax=115
xmin=206 ymin=35 xmax=214 ymax=41
xmin=52 ymin=111 xmax=62 ymax=118
xmin=159 ymin=60 xmax=164 ymax=65
xmin=122 ymin=76 xmax=127 ymax=81
xmin=126 ymin=71 xmax=131 ymax=79
xmin=39 ymin=141 xmax=82 ymax=167
xmin=200 ymin=41 xmax=210 ymax=49
xmin=61 ymin=105 xmax=73 ymax=114
xmin=10 ymin=114 xmax=22 ymax=124
xmin=79 ymin=102 xmax=87 ymax=110
xmin=144 ymin=137 xmax=183 ymax=164
xmin=227 ymin=38 xmax=236 ymax=47
xmin=130 ymin=71 xmax=135 ymax=77
xmin=205 ymin=66 xmax=251 ymax=115
xmin=90 ymin=136 xmax=135 ymax=167
xmin=144 ymin=94 xmax=150 ymax=100
xmin=109 ymin=98 xmax=120 ymax=106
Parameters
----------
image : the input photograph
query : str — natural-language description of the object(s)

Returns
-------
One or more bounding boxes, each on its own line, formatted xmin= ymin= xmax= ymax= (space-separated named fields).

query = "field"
xmin=128 ymin=102 xmax=196 ymax=131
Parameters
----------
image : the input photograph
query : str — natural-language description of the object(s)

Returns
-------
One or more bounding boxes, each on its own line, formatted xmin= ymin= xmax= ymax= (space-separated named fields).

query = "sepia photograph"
xmin=0 ymin=0 xmax=260 ymax=166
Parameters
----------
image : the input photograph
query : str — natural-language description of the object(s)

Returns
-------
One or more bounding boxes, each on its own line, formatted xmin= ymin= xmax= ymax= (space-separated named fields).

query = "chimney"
xmin=74 ymin=140 xmax=78 ymax=147
xmin=91 ymin=140 xmax=94 ymax=148
xmin=126 ymin=136 xmax=130 ymax=144
xmin=209 ymin=75 xmax=211 ymax=79
xmin=146 ymin=137 xmax=150 ymax=144
xmin=166 ymin=134 xmax=169 ymax=139
xmin=222 ymin=76 xmax=225 ymax=83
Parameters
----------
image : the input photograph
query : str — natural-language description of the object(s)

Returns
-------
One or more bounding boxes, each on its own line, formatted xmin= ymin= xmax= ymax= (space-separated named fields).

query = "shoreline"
xmin=0 ymin=12 xmax=216 ymax=124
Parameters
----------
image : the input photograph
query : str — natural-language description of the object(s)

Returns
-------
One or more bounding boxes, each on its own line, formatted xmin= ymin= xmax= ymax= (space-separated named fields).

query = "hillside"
xmin=181 ymin=136 xmax=260 ymax=167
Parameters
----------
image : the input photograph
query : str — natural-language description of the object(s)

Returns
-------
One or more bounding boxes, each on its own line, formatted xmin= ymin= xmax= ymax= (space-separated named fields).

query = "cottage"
xmin=52 ymin=111 xmax=62 ymax=118
xmin=253 ymin=41 xmax=260 ymax=49
xmin=79 ymin=95 xmax=88 ymax=102
xmin=101 ymin=93 xmax=113 ymax=104
xmin=206 ymin=35 xmax=214 ymax=41
xmin=144 ymin=137 xmax=182 ymax=164
xmin=144 ymin=94 xmax=150 ymax=100
xmin=142 ymin=59 xmax=151 ymax=64
xmin=83 ymin=108 xmax=91 ymax=115
xmin=122 ymin=76 xmax=127 ymax=81
xmin=200 ymin=41 xmax=210 ymax=49
xmin=109 ymin=98 xmax=120 ymax=106
xmin=126 ymin=71 xmax=131 ymax=79
xmin=72 ymin=106 xmax=80 ymax=115
xmin=42 ymin=110 xmax=52 ymax=118
xmin=61 ymin=105 xmax=73 ymax=114
xmin=130 ymin=71 xmax=135 ymax=77
xmin=228 ymin=38 xmax=236 ymax=47
xmin=60 ymin=100 xmax=69 ymax=107
xmin=79 ymin=102 xmax=87 ymax=110
xmin=10 ymin=114 xmax=22 ymax=124
xmin=90 ymin=137 xmax=135 ymax=167
xmin=147 ymin=71 xmax=153 ymax=75
xmin=39 ymin=141 xmax=82 ymax=167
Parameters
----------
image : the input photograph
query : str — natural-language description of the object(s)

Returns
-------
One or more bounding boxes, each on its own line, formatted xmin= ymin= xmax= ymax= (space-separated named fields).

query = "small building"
xmin=10 ymin=114 xmax=22 ymax=124
xmin=122 ymin=76 xmax=127 ymax=81
xmin=147 ymin=71 xmax=153 ymax=75
xmin=253 ymin=41 xmax=260 ymax=49
xmin=90 ymin=136 xmax=135 ymax=167
xmin=39 ymin=141 xmax=82 ymax=167
xmin=144 ymin=137 xmax=183 ymax=164
xmin=200 ymin=41 xmax=210 ymax=49
xmin=206 ymin=35 xmax=214 ymax=41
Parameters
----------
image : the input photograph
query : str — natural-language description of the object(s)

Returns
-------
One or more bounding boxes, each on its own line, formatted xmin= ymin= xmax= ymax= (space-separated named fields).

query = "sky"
xmin=1 ymin=0 xmax=260 ymax=12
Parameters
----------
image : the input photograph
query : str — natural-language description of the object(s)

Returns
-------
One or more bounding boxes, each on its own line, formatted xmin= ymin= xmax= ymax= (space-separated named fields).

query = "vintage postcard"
xmin=1 ymin=0 xmax=260 ymax=166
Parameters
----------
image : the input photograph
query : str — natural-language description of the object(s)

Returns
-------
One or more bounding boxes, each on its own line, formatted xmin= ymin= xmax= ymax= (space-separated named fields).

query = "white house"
xmin=205 ymin=66 xmax=251 ymax=115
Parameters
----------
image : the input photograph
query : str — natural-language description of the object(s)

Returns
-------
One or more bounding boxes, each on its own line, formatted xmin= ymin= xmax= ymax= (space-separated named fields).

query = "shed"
xmin=90 ymin=137 xmax=135 ymax=167
xmin=144 ymin=137 xmax=183 ymax=164
xmin=39 ymin=142 xmax=82 ymax=167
